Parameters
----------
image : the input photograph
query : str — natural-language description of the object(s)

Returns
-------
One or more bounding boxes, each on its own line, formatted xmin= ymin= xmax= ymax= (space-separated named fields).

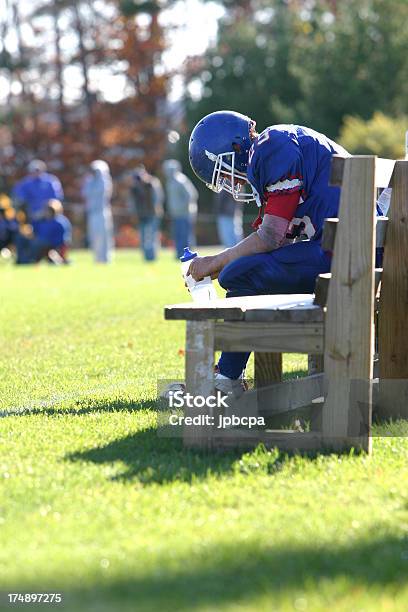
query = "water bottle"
xmin=180 ymin=247 xmax=218 ymax=302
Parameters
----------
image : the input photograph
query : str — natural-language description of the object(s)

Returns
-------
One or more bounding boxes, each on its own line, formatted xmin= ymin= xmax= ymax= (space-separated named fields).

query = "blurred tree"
xmin=294 ymin=0 xmax=408 ymax=136
xmin=185 ymin=0 xmax=408 ymax=138
xmin=339 ymin=112 xmax=407 ymax=158
xmin=0 ymin=0 xmax=172 ymax=245
xmin=184 ymin=0 xmax=302 ymax=134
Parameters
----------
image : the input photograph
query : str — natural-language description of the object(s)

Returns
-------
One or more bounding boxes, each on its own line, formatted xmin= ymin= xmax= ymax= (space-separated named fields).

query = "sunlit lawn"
xmin=1 ymin=249 xmax=408 ymax=612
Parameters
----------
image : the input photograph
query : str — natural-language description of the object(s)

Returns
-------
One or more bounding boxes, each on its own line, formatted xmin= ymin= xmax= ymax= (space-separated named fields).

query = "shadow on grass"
xmin=0 ymin=397 xmax=157 ymax=418
xmin=58 ymin=534 xmax=408 ymax=611
xmin=67 ymin=427 xmax=245 ymax=484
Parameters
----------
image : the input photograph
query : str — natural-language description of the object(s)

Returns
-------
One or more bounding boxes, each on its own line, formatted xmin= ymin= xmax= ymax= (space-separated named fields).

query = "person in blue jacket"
xmin=188 ymin=110 xmax=350 ymax=395
xmin=12 ymin=160 xmax=64 ymax=221
xmin=15 ymin=200 xmax=71 ymax=264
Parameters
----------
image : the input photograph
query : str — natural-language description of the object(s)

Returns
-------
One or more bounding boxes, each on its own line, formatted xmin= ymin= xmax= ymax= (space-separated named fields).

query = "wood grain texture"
xmin=211 ymin=429 xmax=368 ymax=452
xmin=308 ymin=354 xmax=324 ymax=375
xmin=321 ymin=218 xmax=339 ymax=251
xmin=165 ymin=294 xmax=321 ymax=322
xmin=214 ymin=321 xmax=324 ymax=354
xmin=323 ymin=156 xmax=376 ymax=453
xmin=257 ymin=373 xmax=324 ymax=415
xmin=379 ymin=161 xmax=408 ymax=415
xmin=255 ymin=353 xmax=282 ymax=387
xmin=330 ymin=155 xmax=395 ymax=189
xmin=184 ymin=320 xmax=215 ymax=449
xmin=330 ymin=156 xmax=346 ymax=186
xmin=322 ymin=217 xmax=388 ymax=253
xmin=314 ymin=269 xmax=382 ymax=308
xmin=375 ymin=217 xmax=389 ymax=248
xmin=255 ymin=352 xmax=283 ymax=426
xmin=314 ymin=273 xmax=332 ymax=307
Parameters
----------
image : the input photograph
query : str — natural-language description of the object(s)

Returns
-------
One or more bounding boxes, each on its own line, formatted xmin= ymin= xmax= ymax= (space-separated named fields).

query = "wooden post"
xmin=308 ymin=355 xmax=324 ymax=375
xmin=184 ymin=320 xmax=215 ymax=449
xmin=255 ymin=352 xmax=283 ymax=426
xmin=308 ymin=354 xmax=324 ymax=431
xmin=378 ymin=161 xmax=408 ymax=419
xmin=323 ymin=156 xmax=376 ymax=452
xmin=255 ymin=352 xmax=282 ymax=386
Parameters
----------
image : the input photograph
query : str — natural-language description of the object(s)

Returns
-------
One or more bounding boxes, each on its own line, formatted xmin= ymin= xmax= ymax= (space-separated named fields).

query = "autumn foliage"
xmin=0 ymin=1 xmax=171 ymax=244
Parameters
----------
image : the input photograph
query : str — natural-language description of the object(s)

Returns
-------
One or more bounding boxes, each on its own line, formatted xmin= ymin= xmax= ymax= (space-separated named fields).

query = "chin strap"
xmin=253 ymin=187 xmax=262 ymax=207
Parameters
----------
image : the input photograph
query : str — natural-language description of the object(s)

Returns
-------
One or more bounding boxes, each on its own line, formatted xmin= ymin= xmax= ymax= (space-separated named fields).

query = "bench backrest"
xmin=318 ymin=155 xmax=408 ymax=442
xmin=378 ymin=161 xmax=408 ymax=380
xmin=314 ymin=155 xmax=395 ymax=308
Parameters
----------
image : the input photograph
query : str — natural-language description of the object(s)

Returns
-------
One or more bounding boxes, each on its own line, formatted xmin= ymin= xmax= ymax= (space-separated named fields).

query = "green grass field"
xmin=1 ymin=250 xmax=408 ymax=612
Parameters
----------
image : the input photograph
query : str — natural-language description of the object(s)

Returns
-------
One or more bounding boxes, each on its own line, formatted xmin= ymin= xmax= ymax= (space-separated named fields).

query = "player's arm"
xmin=189 ymin=190 xmax=300 ymax=281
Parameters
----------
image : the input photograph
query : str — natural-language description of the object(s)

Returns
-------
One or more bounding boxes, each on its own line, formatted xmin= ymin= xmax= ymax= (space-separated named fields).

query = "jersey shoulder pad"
xmin=247 ymin=126 xmax=303 ymax=195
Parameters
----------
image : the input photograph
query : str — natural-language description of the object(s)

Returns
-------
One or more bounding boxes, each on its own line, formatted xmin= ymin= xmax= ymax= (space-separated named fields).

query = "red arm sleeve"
xmin=264 ymin=191 xmax=300 ymax=220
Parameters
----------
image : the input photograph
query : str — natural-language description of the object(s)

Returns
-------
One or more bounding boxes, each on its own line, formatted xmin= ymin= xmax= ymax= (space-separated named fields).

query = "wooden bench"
xmin=165 ymin=155 xmax=408 ymax=454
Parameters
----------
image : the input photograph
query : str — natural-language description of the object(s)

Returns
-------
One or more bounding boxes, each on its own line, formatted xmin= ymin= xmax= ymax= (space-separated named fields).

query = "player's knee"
xmin=218 ymin=260 xmax=241 ymax=290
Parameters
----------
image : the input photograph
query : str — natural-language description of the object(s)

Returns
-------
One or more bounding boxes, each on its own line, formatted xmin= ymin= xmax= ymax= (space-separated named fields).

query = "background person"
xmin=214 ymin=190 xmax=244 ymax=248
xmin=12 ymin=160 xmax=64 ymax=222
xmin=163 ymin=159 xmax=198 ymax=258
xmin=15 ymin=200 xmax=71 ymax=264
xmin=0 ymin=194 xmax=18 ymax=252
xmin=129 ymin=165 xmax=164 ymax=262
xmin=82 ymin=160 xmax=114 ymax=264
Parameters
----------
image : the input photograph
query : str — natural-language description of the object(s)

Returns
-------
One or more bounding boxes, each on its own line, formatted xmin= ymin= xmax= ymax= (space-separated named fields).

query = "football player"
xmin=188 ymin=110 xmax=350 ymax=395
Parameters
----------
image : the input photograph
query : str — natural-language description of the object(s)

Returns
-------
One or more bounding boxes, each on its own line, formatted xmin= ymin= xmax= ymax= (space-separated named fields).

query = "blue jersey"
xmin=12 ymin=173 xmax=64 ymax=218
xmin=247 ymin=124 xmax=349 ymax=242
xmin=33 ymin=218 xmax=66 ymax=248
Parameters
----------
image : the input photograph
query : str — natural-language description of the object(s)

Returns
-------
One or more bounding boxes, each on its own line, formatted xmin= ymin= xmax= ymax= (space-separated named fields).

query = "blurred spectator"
xmin=12 ymin=160 xmax=64 ymax=222
xmin=82 ymin=160 xmax=114 ymax=263
xmin=15 ymin=200 xmax=72 ymax=265
xmin=0 ymin=194 xmax=18 ymax=251
xmin=163 ymin=159 xmax=198 ymax=259
xmin=129 ymin=165 xmax=164 ymax=261
xmin=214 ymin=191 xmax=243 ymax=248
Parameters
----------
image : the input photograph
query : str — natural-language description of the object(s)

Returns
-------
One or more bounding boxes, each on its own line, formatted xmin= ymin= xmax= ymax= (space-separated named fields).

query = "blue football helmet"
xmin=189 ymin=110 xmax=256 ymax=202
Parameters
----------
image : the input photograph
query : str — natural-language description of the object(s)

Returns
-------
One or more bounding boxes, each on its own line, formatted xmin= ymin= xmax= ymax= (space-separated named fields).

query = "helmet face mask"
xmin=189 ymin=110 xmax=256 ymax=203
xmin=207 ymin=150 xmax=255 ymax=202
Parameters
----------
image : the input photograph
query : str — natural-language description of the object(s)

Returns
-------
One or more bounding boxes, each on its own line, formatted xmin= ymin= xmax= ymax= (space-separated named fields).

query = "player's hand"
xmin=188 ymin=256 xmax=217 ymax=281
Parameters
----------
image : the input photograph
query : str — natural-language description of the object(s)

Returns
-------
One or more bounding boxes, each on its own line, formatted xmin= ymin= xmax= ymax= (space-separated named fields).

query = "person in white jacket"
xmin=163 ymin=159 xmax=198 ymax=258
xmin=82 ymin=160 xmax=114 ymax=263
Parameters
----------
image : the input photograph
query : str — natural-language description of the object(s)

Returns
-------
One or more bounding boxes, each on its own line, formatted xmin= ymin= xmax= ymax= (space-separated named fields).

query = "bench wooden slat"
xmin=376 ymin=217 xmax=389 ymax=248
xmin=214 ymin=321 xmax=324 ymax=353
xmin=322 ymin=216 xmax=388 ymax=252
xmin=331 ymin=155 xmax=395 ymax=188
xmin=210 ymin=429 xmax=367 ymax=452
xmin=165 ymin=294 xmax=322 ymax=322
xmin=314 ymin=268 xmax=383 ymax=308
xmin=321 ymin=218 xmax=339 ymax=251
xmin=256 ymin=373 xmax=324 ymax=415
xmin=211 ymin=429 xmax=324 ymax=451
xmin=165 ymin=301 xmax=244 ymax=321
